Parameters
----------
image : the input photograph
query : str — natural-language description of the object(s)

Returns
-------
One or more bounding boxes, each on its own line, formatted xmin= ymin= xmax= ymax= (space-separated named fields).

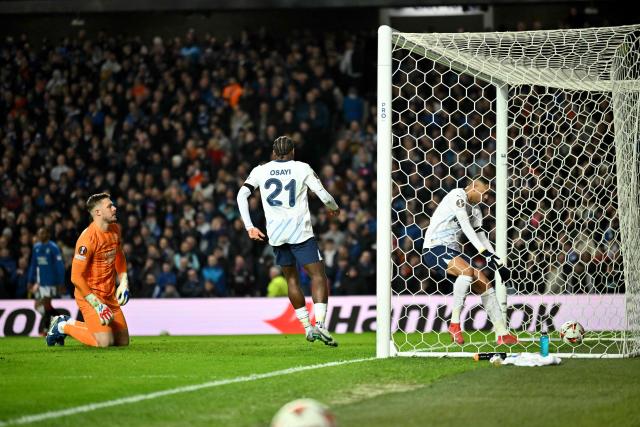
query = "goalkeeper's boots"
xmin=496 ymin=333 xmax=518 ymax=345
xmin=313 ymin=325 xmax=338 ymax=347
xmin=448 ymin=323 xmax=465 ymax=345
xmin=46 ymin=315 xmax=70 ymax=347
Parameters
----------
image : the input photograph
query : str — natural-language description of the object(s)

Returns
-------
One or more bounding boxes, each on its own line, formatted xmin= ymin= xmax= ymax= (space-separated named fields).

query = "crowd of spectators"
xmin=0 ymin=7 xmax=626 ymax=301
xmin=0 ymin=27 xmax=378 ymax=298
xmin=390 ymin=51 xmax=623 ymax=296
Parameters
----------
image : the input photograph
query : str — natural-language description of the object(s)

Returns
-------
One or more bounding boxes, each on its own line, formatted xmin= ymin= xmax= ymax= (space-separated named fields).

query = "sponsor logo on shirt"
xmin=104 ymin=248 xmax=116 ymax=263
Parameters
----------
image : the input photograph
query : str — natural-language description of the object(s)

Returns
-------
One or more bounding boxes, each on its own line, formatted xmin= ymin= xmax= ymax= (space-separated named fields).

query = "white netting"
xmin=397 ymin=26 xmax=640 ymax=91
xmin=386 ymin=25 xmax=640 ymax=358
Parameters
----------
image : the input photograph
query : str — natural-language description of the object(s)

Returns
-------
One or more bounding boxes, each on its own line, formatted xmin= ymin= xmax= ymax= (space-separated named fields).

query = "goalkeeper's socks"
xmin=314 ymin=303 xmax=327 ymax=329
xmin=295 ymin=306 xmax=313 ymax=334
xmin=480 ymin=287 xmax=508 ymax=336
xmin=64 ymin=322 xmax=99 ymax=347
xmin=451 ymin=275 xmax=472 ymax=323
xmin=57 ymin=318 xmax=75 ymax=334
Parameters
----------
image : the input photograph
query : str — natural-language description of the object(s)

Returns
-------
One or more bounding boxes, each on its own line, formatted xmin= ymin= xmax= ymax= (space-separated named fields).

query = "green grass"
xmin=1 ymin=333 xmax=639 ymax=426
xmin=393 ymin=330 xmax=626 ymax=356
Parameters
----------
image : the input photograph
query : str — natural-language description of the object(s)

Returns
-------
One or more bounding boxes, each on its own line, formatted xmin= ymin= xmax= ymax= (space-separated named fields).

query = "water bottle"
xmin=540 ymin=332 xmax=549 ymax=357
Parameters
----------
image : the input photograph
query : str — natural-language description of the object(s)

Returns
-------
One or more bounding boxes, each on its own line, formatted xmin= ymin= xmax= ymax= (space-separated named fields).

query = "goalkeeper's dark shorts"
xmin=422 ymin=245 xmax=472 ymax=276
xmin=273 ymin=237 xmax=322 ymax=267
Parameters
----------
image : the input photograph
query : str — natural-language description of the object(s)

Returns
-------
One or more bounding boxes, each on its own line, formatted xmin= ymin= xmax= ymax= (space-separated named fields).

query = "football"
xmin=271 ymin=398 xmax=337 ymax=427
xmin=560 ymin=320 xmax=585 ymax=344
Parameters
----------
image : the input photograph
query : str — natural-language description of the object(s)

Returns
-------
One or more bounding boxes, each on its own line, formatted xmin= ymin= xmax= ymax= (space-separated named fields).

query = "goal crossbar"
xmin=394 ymin=25 xmax=640 ymax=92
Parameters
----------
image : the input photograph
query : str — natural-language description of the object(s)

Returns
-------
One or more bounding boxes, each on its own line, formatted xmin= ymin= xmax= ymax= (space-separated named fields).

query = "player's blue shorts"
xmin=422 ymin=246 xmax=471 ymax=276
xmin=273 ymin=237 xmax=323 ymax=267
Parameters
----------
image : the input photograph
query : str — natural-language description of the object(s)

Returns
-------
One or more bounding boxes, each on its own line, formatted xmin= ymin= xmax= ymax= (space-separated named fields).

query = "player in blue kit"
xmin=27 ymin=228 xmax=65 ymax=336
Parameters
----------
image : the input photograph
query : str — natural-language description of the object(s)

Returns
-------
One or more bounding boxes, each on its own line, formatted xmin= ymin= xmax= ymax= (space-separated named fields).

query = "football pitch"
xmin=1 ymin=333 xmax=639 ymax=427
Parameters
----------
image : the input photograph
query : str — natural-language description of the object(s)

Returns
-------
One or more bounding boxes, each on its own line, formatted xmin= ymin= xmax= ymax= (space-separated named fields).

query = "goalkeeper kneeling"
xmin=46 ymin=193 xmax=131 ymax=348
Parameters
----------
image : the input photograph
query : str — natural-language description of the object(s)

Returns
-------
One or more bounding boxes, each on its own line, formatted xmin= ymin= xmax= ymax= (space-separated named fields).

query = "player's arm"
xmin=114 ymin=226 xmax=129 ymax=306
xmin=463 ymin=204 xmax=510 ymax=280
xmin=474 ymin=226 xmax=510 ymax=279
xmin=454 ymin=198 xmax=488 ymax=254
xmin=476 ymin=231 xmax=496 ymax=254
xmin=71 ymin=235 xmax=114 ymax=325
xmin=237 ymin=167 xmax=266 ymax=241
xmin=305 ymin=166 xmax=339 ymax=216
xmin=470 ymin=206 xmax=497 ymax=254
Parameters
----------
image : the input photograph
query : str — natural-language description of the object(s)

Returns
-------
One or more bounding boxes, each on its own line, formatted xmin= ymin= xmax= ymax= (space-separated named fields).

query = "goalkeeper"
xmin=45 ymin=193 xmax=131 ymax=347
xmin=422 ymin=176 xmax=517 ymax=345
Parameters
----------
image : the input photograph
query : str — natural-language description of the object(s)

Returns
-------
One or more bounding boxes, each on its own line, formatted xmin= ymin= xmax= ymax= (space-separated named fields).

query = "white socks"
xmin=451 ymin=275 xmax=472 ymax=324
xmin=481 ymin=287 xmax=508 ymax=336
xmin=314 ymin=303 xmax=327 ymax=329
xmin=58 ymin=318 xmax=75 ymax=334
xmin=296 ymin=303 xmax=328 ymax=332
xmin=450 ymin=278 xmax=509 ymax=338
xmin=295 ymin=307 xmax=313 ymax=333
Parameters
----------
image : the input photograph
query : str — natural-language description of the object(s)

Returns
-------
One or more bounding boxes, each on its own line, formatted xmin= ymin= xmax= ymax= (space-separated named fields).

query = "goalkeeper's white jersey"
xmin=245 ymin=160 xmax=322 ymax=246
xmin=423 ymin=188 xmax=482 ymax=252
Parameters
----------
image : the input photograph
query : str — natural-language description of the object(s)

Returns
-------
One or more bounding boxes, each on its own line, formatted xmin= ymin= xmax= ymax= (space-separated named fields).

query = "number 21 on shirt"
xmin=265 ymin=178 xmax=296 ymax=207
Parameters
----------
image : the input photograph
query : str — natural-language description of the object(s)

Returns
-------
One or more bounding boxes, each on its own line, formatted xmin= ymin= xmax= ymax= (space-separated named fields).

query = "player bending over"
xmin=237 ymin=136 xmax=339 ymax=346
xmin=422 ymin=176 xmax=517 ymax=345
xmin=28 ymin=227 xmax=65 ymax=336
xmin=46 ymin=193 xmax=131 ymax=347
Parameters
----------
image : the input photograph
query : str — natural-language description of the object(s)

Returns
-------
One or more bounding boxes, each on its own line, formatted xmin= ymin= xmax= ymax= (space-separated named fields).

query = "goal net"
xmin=376 ymin=25 xmax=640 ymax=358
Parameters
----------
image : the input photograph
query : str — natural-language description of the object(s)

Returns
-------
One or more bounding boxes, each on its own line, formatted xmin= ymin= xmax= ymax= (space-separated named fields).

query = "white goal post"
xmin=376 ymin=24 xmax=640 ymax=359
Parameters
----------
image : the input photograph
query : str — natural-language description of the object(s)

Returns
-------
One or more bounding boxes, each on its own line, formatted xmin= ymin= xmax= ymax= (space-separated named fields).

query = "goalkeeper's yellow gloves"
xmin=116 ymin=273 xmax=130 ymax=306
xmin=85 ymin=293 xmax=114 ymax=325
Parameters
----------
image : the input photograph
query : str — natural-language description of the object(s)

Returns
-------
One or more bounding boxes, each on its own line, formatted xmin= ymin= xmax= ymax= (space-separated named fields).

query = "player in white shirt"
xmin=237 ymin=136 xmax=340 ymax=346
xmin=422 ymin=176 xmax=517 ymax=345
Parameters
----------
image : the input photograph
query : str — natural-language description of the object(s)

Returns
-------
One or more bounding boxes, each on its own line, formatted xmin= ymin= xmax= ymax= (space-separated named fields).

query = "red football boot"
xmin=448 ymin=323 xmax=464 ymax=345
xmin=496 ymin=334 xmax=518 ymax=345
